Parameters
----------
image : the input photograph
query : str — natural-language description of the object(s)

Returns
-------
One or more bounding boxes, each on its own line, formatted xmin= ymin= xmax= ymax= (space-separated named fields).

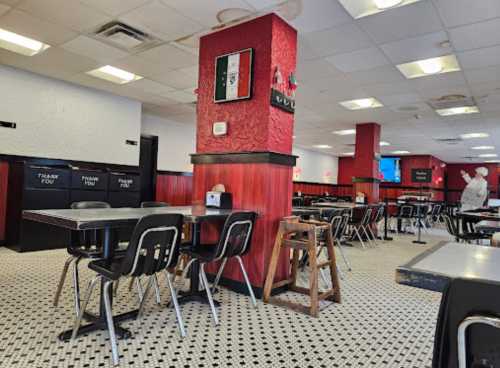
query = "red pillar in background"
xmin=353 ymin=123 xmax=381 ymax=203
xmin=191 ymin=14 xmax=297 ymax=294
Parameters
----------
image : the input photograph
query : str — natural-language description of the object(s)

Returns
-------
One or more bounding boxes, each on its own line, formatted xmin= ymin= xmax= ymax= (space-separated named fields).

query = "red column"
xmin=192 ymin=14 xmax=297 ymax=295
xmin=353 ymin=123 xmax=381 ymax=203
xmin=0 ymin=161 xmax=8 ymax=243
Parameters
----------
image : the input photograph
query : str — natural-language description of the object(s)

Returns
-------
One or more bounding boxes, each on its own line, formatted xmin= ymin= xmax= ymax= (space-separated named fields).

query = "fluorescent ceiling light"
xmin=391 ymin=150 xmax=410 ymax=154
xmin=485 ymin=160 xmax=500 ymax=163
xmin=339 ymin=98 xmax=383 ymax=110
xmin=460 ymin=132 xmax=489 ymax=139
xmin=478 ymin=153 xmax=498 ymax=158
xmin=397 ymin=55 xmax=460 ymax=79
xmin=380 ymin=141 xmax=390 ymax=146
xmin=436 ymin=106 xmax=479 ymax=116
xmin=338 ymin=0 xmax=421 ymax=19
xmin=342 ymin=152 xmax=355 ymax=156
xmin=86 ymin=65 xmax=143 ymax=84
xmin=333 ymin=129 xmax=356 ymax=136
xmin=313 ymin=144 xmax=332 ymax=149
xmin=471 ymin=146 xmax=494 ymax=150
xmin=0 ymin=28 xmax=50 ymax=56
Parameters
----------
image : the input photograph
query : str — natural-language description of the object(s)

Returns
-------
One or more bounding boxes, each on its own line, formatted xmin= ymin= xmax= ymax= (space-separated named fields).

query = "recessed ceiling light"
xmin=485 ymin=160 xmax=500 ymax=163
xmin=471 ymin=146 xmax=494 ymax=150
xmin=380 ymin=141 xmax=390 ymax=146
xmin=86 ymin=65 xmax=143 ymax=84
xmin=341 ymin=152 xmax=355 ymax=156
xmin=436 ymin=106 xmax=479 ymax=116
xmin=478 ymin=153 xmax=498 ymax=158
xmin=339 ymin=98 xmax=383 ymax=110
xmin=391 ymin=150 xmax=410 ymax=154
xmin=460 ymin=132 xmax=489 ymax=139
xmin=333 ymin=129 xmax=356 ymax=136
xmin=338 ymin=0 xmax=421 ymax=19
xmin=313 ymin=144 xmax=332 ymax=149
xmin=396 ymin=55 xmax=460 ymax=79
xmin=0 ymin=27 xmax=50 ymax=56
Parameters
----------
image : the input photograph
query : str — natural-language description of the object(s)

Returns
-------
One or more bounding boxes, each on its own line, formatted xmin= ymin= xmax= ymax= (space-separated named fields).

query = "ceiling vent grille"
xmin=427 ymin=94 xmax=476 ymax=110
xmin=93 ymin=21 xmax=160 ymax=52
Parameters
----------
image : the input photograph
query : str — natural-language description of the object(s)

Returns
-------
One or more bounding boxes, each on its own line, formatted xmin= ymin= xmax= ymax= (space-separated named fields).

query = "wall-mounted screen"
xmin=379 ymin=157 xmax=401 ymax=183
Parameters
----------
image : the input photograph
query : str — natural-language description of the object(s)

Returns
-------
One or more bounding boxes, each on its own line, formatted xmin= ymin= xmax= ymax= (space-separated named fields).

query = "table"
xmin=23 ymin=205 xmax=241 ymax=341
xmin=456 ymin=211 xmax=500 ymax=241
xmin=396 ymin=241 xmax=500 ymax=292
xmin=311 ymin=202 xmax=366 ymax=209
xmin=291 ymin=207 xmax=321 ymax=218
xmin=475 ymin=220 xmax=500 ymax=234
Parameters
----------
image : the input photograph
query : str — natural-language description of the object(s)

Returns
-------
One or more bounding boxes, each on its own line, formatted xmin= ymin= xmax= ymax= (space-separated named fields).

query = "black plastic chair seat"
xmin=182 ymin=244 xmax=217 ymax=263
xmin=89 ymin=253 xmax=163 ymax=280
xmin=68 ymin=245 xmax=127 ymax=259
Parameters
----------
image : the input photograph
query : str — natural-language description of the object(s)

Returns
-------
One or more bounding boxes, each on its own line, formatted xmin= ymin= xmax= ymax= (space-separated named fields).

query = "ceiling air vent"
xmin=434 ymin=137 xmax=463 ymax=145
xmin=94 ymin=21 xmax=160 ymax=52
xmin=427 ymin=94 xmax=476 ymax=110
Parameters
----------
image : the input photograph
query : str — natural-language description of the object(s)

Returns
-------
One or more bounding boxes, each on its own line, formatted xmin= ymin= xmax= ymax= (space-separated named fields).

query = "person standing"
xmin=460 ymin=167 xmax=489 ymax=211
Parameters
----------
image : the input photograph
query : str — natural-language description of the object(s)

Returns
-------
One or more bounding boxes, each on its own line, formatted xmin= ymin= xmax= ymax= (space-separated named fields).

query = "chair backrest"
xmin=433 ymin=278 xmax=500 ymax=368
xmin=442 ymin=214 xmax=458 ymax=237
xmin=329 ymin=215 xmax=344 ymax=240
xmin=141 ymin=201 xmax=169 ymax=208
xmin=71 ymin=201 xmax=111 ymax=210
xmin=398 ymin=205 xmax=413 ymax=218
xmin=119 ymin=214 xmax=184 ymax=276
xmin=292 ymin=197 xmax=302 ymax=207
xmin=370 ymin=205 xmax=384 ymax=223
xmin=361 ymin=207 xmax=372 ymax=226
xmin=431 ymin=204 xmax=441 ymax=216
xmin=212 ymin=211 xmax=257 ymax=260
xmin=339 ymin=212 xmax=350 ymax=237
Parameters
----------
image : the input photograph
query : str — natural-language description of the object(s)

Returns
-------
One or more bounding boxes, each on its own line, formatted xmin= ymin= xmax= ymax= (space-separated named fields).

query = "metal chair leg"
xmin=165 ymin=272 xmax=186 ymax=338
xmin=200 ymin=263 xmax=219 ymax=326
xmin=152 ymin=274 xmax=161 ymax=305
xmin=113 ymin=279 xmax=120 ymax=297
xmin=136 ymin=276 xmax=154 ymax=320
xmin=54 ymin=256 xmax=75 ymax=307
xmin=362 ymin=226 xmax=374 ymax=246
xmin=354 ymin=227 xmax=366 ymax=249
xmin=335 ymin=239 xmax=352 ymax=271
xmin=103 ymin=280 xmax=120 ymax=366
xmin=235 ymin=256 xmax=257 ymax=308
xmin=128 ymin=276 xmax=135 ymax=291
xmin=72 ymin=257 xmax=82 ymax=316
xmin=71 ymin=275 xmax=101 ymax=340
xmin=135 ymin=277 xmax=144 ymax=303
xmin=212 ymin=258 xmax=228 ymax=293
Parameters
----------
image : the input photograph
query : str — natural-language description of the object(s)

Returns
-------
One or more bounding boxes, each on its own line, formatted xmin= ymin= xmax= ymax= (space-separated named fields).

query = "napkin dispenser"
xmin=206 ymin=191 xmax=232 ymax=209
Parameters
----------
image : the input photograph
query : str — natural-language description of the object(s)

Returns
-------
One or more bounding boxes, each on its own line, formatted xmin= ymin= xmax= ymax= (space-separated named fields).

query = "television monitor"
xmin=379 ymin=157 xmax=401 ymax=183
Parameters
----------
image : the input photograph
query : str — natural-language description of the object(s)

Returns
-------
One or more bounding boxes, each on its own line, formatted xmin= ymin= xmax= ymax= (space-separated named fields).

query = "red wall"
xmin=155 ymin=173 xmax=193 ymax=206
xmin=0 ymin=162 xmax=8 ymax=242
xmin=446 ymin=163 xmax=499 ymax=202
xmin=293 ymin=182 xmax=353 ymax=197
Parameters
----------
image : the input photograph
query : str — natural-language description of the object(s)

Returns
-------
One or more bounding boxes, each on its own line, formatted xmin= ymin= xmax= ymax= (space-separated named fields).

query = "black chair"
xmin=349 ymin=207 xmax=372 ymax=248
xmin=393 ymin=204 xmax=414 ymax=234
xmin=433 ymin=278 xmax=500 ymax=368
xmin=72 ymin=214 xmax=185 ymax=366
xmin=182 ymin=212 xmax=257 ymax=325
xmin=443 ymin=214 xmax=490 ymax=244
xmin=329 ymin=214 xmax=351 ymax=271
xmin=141 ymin=201 xmax=169 ymax=207
xmin=53 ymin=201 xmax=112 ymax=314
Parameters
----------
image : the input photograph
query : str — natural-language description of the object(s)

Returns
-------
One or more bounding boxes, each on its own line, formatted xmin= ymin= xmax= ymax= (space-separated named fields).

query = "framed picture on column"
xmin=214 ymin=48 xmax=253 ymax=103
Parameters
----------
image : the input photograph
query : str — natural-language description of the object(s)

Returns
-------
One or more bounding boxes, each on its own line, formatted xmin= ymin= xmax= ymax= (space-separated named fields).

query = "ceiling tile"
xmin=464 ymin=65 xmax=500 ymax=85
xmin=136 ymin=43 xmax=197 ymax=70
xmin=113 ymin=55 xmax=174 ymax=79
xmin=449 ymin=18 xmax=500 ymax=51
xmin=61 ymin=35 xmax=129 ymax=63
xmin=302 ymin=22 xmax=372 ymax=58
xmin=123 ymin=78 xmax=175 ymax=95
xmin=0 ymin=9 xmax=78 ymax=46
xmin=433 ymin=0 xmax=500 ymax=27
xmin=380 ymin=31 xmax=451 ymax=64
xmin=160 ymin=0 xmax=254 ymax=28
xmin=17 ymin=0 xmax=111 ymax=32
xmin=345 ymin=65 xmax=405 ymax=86
xmin=362 ymin=80 xmax=415 ymax=96
xmin=378 ymin=93 xmax=422 ymax=106
xmin=296 ymin=58 xmax=343 ymax=82
xmin=458 ymin=45 xmax=500 ymax=70
xmin=469 ymin=81 xmax=500 ymax=98
xmin=288 ymin=0 xmax=351 ymax=33
xmin=325 ymin=47 xmax=389 ymax=73
xmin=80 ymin=0 xmax=151 ymax=17
xmin=357 ymin=1 xmax=442 ymax=44
xmin=0 ymin=3 xmax=9 ymax=15
xmin=119 ymin=0 xmax=203 ymax=41
xmin=150 ymin=68 xmax=198 ymax=90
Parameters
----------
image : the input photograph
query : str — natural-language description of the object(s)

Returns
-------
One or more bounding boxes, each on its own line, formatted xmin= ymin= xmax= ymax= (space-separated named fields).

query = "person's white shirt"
xmin=460 ymin=169 xmax=488 ymax=211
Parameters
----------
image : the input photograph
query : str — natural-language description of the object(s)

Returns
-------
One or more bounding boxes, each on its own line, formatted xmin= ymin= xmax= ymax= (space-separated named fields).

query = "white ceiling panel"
xmin=0 ymin=9 xmax=78 ymax=46
xmin=464 ymin=65 xmax=500 ymax=85
xmin=160 ymin=0 xmax=254 ymax=28
xmin=469 ymin=81 xmax=500 ymax=98
xmin=137 ymin=44 xmax=198 ymax=69
xmin=119 ymin=0 xmax=203 ymax=41
xmin=61 ymin=35 xmax=129 ymax=63
xmin=81 ymin=0 xmax=151 ymax=17
xmin=288 ymin=0 xmax=351 ymax=33
xmin=150 ymin=68 xmax=198 ymax=90
xmin=380 ymin=31 xmax=451 ymax=64
xmin=458 ymin=45 xmax=500 ymax=70
xmin=433 ymin=0 xmax=500 ymax=28
xmin=449 ymin=17 xmax=500 ymax=52
xmin=357 ymin=1 xmax=443 ymax=44
xmin=326 ymin=47 xmax=389 ymax=73
xmin=345 ymin=65 xmax=405 ymax=86
xmin=124 ymin=78 xmax=175 ymax=95
xmin=378 ymin=93 xmax=422 ymax=107
xmin=362 ymin=81 xmax=415 ymax=96
xmin=17 ymin=0 xmax=111 ymax=32
xmin=409 ymin=71 xmax=468 ymax=93
xmin=301 ymin=22 xmax=372 ymax=58
xmin=113 ymin=55 xmax=173 ymax=78
xmin=296 ymin=58 xmax=343 ymax=82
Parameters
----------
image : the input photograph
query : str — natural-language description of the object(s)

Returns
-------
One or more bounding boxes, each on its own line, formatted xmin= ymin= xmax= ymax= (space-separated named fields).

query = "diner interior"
xmin=1 ymin=0 xmax=500 ymax=367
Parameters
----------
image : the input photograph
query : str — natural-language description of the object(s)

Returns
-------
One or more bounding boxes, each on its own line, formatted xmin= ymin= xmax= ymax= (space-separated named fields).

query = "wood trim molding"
xmin=191 ymin=151 xmax=297 ymax=166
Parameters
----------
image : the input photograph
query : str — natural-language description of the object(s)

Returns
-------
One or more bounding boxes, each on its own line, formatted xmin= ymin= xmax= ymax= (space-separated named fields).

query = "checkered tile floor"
xmin=0 ymin=229 xmax=450 ymax=368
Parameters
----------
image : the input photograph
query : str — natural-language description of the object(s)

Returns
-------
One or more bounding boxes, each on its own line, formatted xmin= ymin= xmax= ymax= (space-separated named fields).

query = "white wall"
xmin=141 ymin=114 xmax=195 ymax=173
xmin=0 ymin=65 xmax=142 ymax=166
xmin=292 ymin=147 xmax=339 ymax=184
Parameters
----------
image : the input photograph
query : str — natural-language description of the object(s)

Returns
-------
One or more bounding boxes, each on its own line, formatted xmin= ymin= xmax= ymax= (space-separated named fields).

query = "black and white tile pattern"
xmin=0 ymin=231 xmax=448 ymax=368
